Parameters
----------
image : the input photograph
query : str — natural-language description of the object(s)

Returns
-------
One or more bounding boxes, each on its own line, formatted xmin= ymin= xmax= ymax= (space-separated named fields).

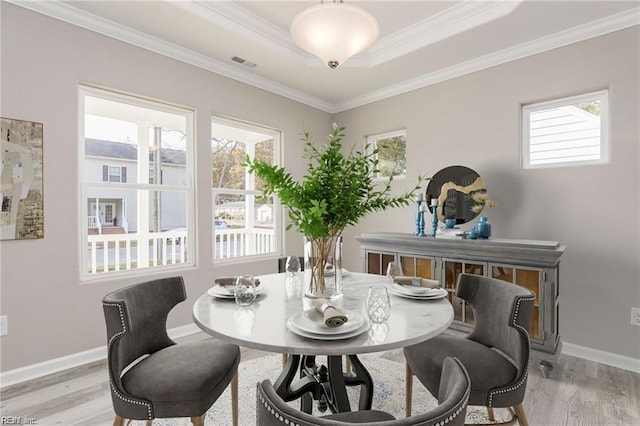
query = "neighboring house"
xmin=84 ymin=138 xmax=187 ymax=233
xmin=216 ymin=200 xmax=273 ymax=222
xmin=257 ymin=204 xmax=273 ymax=222
xmin=529 ymin=105 xmax=601 ymax=165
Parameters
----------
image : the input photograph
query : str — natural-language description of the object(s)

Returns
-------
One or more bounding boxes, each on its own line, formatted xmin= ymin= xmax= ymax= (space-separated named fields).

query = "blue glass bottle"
xmin=477 ymin=216 xmax=492 ymax=239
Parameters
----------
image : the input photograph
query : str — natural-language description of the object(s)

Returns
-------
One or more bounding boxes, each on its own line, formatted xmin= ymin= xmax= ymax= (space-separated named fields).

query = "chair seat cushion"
xmin=121 ymin=340 xmax=240 ymax=417
xmin=404 ymin=335 xmax=517 ymax=406
xmin=322 ymin=410 xmax=396 ymax=423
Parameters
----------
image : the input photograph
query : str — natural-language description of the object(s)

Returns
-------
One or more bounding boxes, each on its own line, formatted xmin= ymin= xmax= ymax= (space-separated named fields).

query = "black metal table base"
xmin=273 ymin=354 xmax=373 ymax=414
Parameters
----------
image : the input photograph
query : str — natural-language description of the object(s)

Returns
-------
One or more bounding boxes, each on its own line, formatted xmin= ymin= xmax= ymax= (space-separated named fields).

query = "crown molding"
xmin=6 ymin=0 xmax=334 ymax=113
xmin=8 ymin=1 xmax=639 ymax=115
xmin=173 ymin=0 xmax=306 ymax=61
xmin=331 ymin=7 xmax=640 ymax=113
xmin=369 ymin=0 xmax=521 ymax=67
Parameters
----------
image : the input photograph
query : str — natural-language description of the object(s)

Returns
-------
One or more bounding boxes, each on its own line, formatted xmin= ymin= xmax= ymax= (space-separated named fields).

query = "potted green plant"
xmin=245 ymin=124 xmax=424 ymax=298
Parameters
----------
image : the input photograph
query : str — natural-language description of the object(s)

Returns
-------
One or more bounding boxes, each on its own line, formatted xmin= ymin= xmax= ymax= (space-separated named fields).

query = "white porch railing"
xmin=215 ymin=228 xmax=275 ymax=259
xmin=87 ymin=230 xmax=188 ymax=274
xmin=86 ymin=227 xmax=274 ymax=274
xmin=88 ymin=216 xmax=101 ymax=234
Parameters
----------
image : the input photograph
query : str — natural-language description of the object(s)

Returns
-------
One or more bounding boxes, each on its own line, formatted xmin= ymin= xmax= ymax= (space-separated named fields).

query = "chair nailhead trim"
xmin=258 ymin=391 xmax=300 ymax=426
xmin=258 ymin=387 xmax=469 ymax=426
xmin=430 ymin=394 xmax=469 ymax=426
xmin=103 ymin=302 xmax=127 ymax=347
xmin=487 ymin=295 xmax=535 ymax=407
xmin=103 ymin=302 xmax=153 ymax=420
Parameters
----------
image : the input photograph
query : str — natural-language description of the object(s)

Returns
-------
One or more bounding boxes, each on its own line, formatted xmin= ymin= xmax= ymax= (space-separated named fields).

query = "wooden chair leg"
xmin=282 ymin=353 xmax=288 ymax=368
xmin=112 ymin=416 xmax=126 ymax=426
xmin=405 ymin=363 xmax=413 ymax=417
xmin=191 ymin=414 xmax=205 ymax=426
xmin=231 ymin=372 xmax=239 ymax=426
xmin=513 ymin=404 xmax=529 ymax=426
xmin=145 ymin=421 xmax=152 ymax=426
xmin=487 ymin=407 xmax=496 ymax=421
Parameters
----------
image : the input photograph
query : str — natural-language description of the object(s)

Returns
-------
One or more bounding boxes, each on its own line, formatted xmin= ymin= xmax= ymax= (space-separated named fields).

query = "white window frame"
xmin=79 ymin=85 xmax=196 ymax=280
xmin=522 ymin=90 xmax=609 ymax=169
xmin=211 ymin=115 xmax=282 ymax=264
xmin=366 ymin=129 xmax=407 ymax=180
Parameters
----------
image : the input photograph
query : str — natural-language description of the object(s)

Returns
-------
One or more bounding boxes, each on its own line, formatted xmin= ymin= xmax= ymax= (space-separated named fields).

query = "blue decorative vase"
xmin=477 ymin=216 xmax=492 ymax=239
xmin=467 ymin=227 xmax=479 ymax=239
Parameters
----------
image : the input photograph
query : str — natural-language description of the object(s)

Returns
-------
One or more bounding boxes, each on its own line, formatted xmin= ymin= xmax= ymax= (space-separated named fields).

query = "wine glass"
xmin=366 ymin=285 xmax=391 ymax=323
xmin=386 ymin=261 xmax=403 ymax=284
xmin=234 ymin=275 xmax=256 ymax=307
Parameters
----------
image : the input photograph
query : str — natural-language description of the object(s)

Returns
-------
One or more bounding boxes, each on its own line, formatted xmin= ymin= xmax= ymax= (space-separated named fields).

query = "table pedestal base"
xmin=273 ymin=354 xmax=373 ymax=413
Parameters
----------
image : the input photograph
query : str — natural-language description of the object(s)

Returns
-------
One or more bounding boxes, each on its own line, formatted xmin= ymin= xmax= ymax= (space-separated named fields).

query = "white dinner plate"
xmin=292 ymin=309 xmax=365 ymax=335
xmin=388 ymin=285 xmax=448 ymax=300
xmin=286 ymin=317 xmax=369 ymax=340
xmin=207 ymin=285 xmax=266 ymax=299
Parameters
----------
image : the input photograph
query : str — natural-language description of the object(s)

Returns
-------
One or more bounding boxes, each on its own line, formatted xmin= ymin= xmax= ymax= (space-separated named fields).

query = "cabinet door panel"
xmin=516 ymin=268 xmax=541 ymax=303
xmin=399 ymin=255 xmax=434 ymax=279
xmin=444 ymin=259 xmax=485 ymax=325
xmin=416 ymin=258 xmax=433 ymax=279
xmin=367 ymin=252 xmax=395 ymax=275
xmin=491 ymin=264 xmax=542 ymax=340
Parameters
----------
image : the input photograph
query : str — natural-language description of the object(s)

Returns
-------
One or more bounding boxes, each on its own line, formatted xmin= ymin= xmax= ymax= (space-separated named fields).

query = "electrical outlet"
xmin=631 ymin=308 xmax=640 ymax=327
xmin=0 ymin=315 xmax=7 ymax=336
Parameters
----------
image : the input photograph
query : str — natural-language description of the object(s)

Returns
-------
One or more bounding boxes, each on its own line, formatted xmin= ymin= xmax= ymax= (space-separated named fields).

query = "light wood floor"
xmin=2 ymin=332 xmax=639 ymax=425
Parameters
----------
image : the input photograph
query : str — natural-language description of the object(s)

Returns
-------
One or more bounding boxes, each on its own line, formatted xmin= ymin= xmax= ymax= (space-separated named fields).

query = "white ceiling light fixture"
xmin=290 ymin=1 xmax=379 ymax=69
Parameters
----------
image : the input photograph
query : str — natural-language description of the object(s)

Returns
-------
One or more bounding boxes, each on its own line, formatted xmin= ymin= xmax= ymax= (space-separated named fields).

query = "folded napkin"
xmin=393 ymin=276 xmax=440 ymax=289
xmin=214 ymin=276 xmax=260 ymax=288
xmin=311 ymin=299 xmax=348 ymax=328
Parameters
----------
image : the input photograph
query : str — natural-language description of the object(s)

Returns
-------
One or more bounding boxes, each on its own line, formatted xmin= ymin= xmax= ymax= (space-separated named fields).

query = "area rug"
xmin=131 ymin=353 xmax=503 ymax=425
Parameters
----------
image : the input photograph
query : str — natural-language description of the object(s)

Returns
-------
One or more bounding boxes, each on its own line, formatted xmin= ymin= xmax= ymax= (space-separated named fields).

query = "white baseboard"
xmin=3 ymin=327 xmax=638 ymax=388
xmin=0 ymin=323 xmax=200 ymax=388
xmin=562 ymin=341 xmax=640 ymax=373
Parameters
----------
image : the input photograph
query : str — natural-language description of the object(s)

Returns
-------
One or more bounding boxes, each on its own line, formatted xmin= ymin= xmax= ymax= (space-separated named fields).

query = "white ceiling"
xmin=12 ymin=0 xmax=640 ymax=113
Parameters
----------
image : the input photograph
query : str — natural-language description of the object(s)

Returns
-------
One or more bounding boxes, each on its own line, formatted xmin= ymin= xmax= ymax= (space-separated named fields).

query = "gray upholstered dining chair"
xmin=278 ymin=256 xmax=305 ymax=273
xmin=404 ymin=273 xmax=535 ymax=425
xmin=102 ymin=276 xmax=241 ymax=426
xmin=256 ymin=357 xmax=470 ymax=426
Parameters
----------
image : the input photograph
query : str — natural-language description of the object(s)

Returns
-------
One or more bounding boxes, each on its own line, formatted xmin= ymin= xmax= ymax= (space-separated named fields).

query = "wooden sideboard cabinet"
xmin=356 ymin=232 xmax=566 ymax=376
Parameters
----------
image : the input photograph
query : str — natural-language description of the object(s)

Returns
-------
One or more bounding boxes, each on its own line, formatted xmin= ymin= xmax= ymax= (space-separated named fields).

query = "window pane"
xmin=523 ymin=90 xmax=608 ymax=168
xmin=84 ymin=100 xmax=187 ymax=187
xmin=82 ymin=87 xmax=193 ymax=278
xmin=213 ymin=192 xmax=276 ymax=260
xmin=85 ymin=187 xmax=189 ymax=273
xmin=211 ymin=138 xmax=248 ymax=190
xmin=211 ymin=117 xmax=279 ymax=262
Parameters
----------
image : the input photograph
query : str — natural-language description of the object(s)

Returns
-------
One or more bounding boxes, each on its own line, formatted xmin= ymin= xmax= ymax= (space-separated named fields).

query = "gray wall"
xmin=1 ymin=3 xmax=638 ymax=372
xmin=0 ymin=4 xmax=330 ymax=371
xmin=335 ymin=27 xmax=640 ymax=359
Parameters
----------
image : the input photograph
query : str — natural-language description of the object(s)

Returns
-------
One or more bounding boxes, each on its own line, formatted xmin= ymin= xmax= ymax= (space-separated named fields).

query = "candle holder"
xmin=431 ymin=204 xmax=438 ymax=237
xmin=418 ymin=207 xmax=426 ymax=237
xmin=414 ymin=199 xmax=422 ymax=236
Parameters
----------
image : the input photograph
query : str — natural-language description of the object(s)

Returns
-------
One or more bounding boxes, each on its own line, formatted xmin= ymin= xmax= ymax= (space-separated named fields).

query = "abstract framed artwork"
xmin=0 ymin=117 xmax=44 ymax=240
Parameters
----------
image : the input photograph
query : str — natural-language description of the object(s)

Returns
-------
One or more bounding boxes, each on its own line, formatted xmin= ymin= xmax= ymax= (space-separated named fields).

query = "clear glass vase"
xmin=303 ymin=235 xmax=343 ymax=299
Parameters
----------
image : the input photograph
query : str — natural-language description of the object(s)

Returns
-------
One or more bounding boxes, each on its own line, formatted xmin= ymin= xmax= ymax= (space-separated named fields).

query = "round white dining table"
xmin=192 ymin=272 xmax=453 ymax=413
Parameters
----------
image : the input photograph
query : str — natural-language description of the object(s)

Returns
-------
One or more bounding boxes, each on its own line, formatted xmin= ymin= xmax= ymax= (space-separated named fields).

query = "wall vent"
xmin=231 ymin=56 xmax=256 ymax=68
